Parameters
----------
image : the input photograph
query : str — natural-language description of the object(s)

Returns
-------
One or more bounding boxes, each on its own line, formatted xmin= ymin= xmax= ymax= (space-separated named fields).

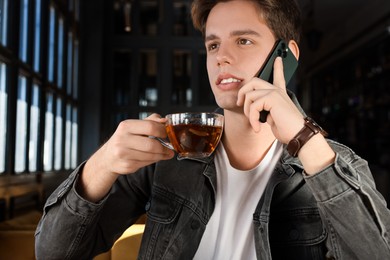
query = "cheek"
xmin=206 ymin=60 xmax=215 ymax=84
xmin=247 ymin=54 xmax=268 ymax=76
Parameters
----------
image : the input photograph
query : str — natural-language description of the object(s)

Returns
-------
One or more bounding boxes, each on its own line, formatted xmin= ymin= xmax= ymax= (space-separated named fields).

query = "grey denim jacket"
xmin=35 ymin=91 xmax=390 ymax=259
xmin=35 ymin=141 xmax=390 ymax=260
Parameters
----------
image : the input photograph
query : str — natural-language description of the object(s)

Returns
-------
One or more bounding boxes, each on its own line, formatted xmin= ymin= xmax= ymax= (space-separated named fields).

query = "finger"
xmin=273 ymin=57 xmax=286 ymax=89
xmin=110 ymin=136 xmax=174 ymax=169
xmin=237 ymin=77 xmax=274 ymax=106
xmin=147 ymin=113 xmax=161 ymax=119
xmin=237 ymin=79 xmax=260 ymax=106
xmin=241 ymin=89 xmax=259 ymax=117
xmin=145 ymin=113 xmax=167 ymax=123
xmin=114 ymin=156 xmax=163 ymax=175
xmin=248 ymin=99 xmax=268 ymax=132
xmin=241 ymin=88 xmax=272 ymax=118
xmin=127 ymin=135 xmax=173 ymax=155
xmin=118 ymin=119 xmax=167 ymax=138
xmin=122 ymin=147 xmax=174 ymax=163
xmin=237 ymin=86 xmax=249 ymax=107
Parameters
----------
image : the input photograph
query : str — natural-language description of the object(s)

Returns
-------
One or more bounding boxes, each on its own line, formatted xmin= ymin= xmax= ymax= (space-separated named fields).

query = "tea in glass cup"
xmin=162 ymin=112 xmax=224 ymax=159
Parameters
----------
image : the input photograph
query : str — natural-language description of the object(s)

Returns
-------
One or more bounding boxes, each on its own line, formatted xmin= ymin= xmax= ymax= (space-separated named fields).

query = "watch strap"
xmin=286 ymin=117 xmax=328 ymax=157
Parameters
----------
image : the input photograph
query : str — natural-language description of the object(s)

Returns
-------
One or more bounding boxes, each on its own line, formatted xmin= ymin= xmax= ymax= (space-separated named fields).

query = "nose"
xmin=216 ymin=45 xmax=232 ymax=66
xmin=217 ymin=58 xmax=230 ymax=66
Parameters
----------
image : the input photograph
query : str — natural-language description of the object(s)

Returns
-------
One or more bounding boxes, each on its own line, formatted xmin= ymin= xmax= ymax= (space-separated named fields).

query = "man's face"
xmin=205 ymin=0 xmax=276 ymax=111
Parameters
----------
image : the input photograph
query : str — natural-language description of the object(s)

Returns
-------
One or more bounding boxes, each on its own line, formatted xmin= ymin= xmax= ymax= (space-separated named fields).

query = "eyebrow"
xmin=205 ymin=29 xmax=261 ymax=42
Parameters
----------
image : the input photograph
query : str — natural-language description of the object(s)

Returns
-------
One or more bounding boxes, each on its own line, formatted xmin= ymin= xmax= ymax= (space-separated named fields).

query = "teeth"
xmin=220 ymin=78 xmax=241 ymax=84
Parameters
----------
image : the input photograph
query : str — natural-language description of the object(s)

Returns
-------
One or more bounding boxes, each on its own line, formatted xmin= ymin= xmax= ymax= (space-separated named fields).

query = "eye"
xmin=206 ymin=42 xmax=219 ymax=52
xmin=237 ymin=38 xmax=253 ymax=45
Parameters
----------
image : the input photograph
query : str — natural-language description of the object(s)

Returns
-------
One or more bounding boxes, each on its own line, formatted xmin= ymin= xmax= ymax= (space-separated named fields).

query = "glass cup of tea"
xmin=156 ymin=112 xmax=224 ymax=159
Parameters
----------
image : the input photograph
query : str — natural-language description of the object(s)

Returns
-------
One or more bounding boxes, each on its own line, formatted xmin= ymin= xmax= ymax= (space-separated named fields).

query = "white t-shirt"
xmin=193 ymin=140 xmax=283 ymax=260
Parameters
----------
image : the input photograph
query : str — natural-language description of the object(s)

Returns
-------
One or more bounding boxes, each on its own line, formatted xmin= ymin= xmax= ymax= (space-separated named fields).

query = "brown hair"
xmin=191 ymin=0 xmax=302 ymax=43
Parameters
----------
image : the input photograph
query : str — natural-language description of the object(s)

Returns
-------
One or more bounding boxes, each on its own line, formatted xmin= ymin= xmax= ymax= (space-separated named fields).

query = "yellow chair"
xmin=0 ymin=211 xmax=144 ymax=260
xmin=94 ymin=224 xmax=145 ymax=260
xmin=0 ymin=230 xmax=36 ymax=260
xmin=0 ymin=210 xmax=42 ymax=260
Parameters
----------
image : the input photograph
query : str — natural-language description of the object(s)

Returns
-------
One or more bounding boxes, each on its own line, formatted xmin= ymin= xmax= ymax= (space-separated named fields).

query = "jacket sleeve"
xmin=304 ymin=140 xmax=390 ymax=259
xmin=34 ymin=162 xmax=154 ymax=260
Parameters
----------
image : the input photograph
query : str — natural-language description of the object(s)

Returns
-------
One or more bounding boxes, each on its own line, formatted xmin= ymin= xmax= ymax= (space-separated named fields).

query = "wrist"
xmin=79 ymin=155 xmax=119 ymax=202
xmin=286 ymin=117 xmax=328 ymax=157
xmin=298 ymin=134 xmax=335 ymax=175
xmin=286 ymin=117 xmax=335 ymax=175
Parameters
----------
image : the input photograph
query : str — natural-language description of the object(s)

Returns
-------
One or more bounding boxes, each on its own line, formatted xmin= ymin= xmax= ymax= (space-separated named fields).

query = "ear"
xmin=288 ymin=40 xmax=300 ymax=60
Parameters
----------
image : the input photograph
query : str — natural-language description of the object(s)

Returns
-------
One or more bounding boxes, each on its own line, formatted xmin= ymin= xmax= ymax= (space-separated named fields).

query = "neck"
xmin=222 ymin=110 xmax=276 ymax=170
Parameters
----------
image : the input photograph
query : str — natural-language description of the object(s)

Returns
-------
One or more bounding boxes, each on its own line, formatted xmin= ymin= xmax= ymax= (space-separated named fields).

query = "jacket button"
xmin=191 ymin=219 xmax=200 ymax=230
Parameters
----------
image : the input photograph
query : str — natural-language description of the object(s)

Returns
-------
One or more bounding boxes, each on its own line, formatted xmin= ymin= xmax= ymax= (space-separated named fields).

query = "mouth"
xmin=215 ymin=75 xmax=243 ymax=91
xmin=216 ymin=74 xmax=243 ymax=86
xmin=220 ymin=78 xmax=242 ymax=84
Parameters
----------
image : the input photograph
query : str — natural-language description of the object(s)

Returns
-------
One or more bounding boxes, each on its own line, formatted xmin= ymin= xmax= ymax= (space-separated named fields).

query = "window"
xmin=64 ymin=103 xmax=72 ymax=169
xmin=0 ymin=0 xmax=8 ymax=46
xmin=29 ymin=84 xmax=40 ymax=171
xmin=54 ymin=97 xmax=63 ymax=170
xmin=172 ymin=50 xmax=192 ymax=106
xmin=74 ymin=0 xmax=80 ymax=21
xmin=73 ymin=40 xmax=79 ymax=98
xmin=57 ymin=17 xmax=64 ymax=87
xmin=47 ymin=5 xmax=56 ymax=82
xmin=139 ymin=50 xmax=158 ymax=108
xmin=19 ymin=0 xmax=29 ymax=62
xmin=0 ymin=0 xmax=80 ymax=175
xmin=43 ymin=93 xmax=53 ymax=171
xmin=106 ymin=1 xmax=209 ymax=136
xmin=33 ymin=0 xmax=41 ymax=72
xmin=0 ymin=62 xmax=7 ymax=172
xmin=66 ymin=32 xmax=73 ymax=95
xmin=71 ymin=107 xmax=78 ymax=168
xmin=172 ymin=1 xmax=193 ymax=36
xmin=15 ymin=75 xmax=28 ymax=173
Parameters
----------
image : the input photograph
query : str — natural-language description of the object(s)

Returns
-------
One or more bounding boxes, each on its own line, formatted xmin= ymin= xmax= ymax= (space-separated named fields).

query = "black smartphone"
xmin=256 ymin=40 xmax=298 ymax=122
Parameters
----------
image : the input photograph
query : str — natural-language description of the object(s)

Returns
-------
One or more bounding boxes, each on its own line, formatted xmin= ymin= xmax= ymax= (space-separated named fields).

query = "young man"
xmin=35 ymin=0 xmax=390 ymax=259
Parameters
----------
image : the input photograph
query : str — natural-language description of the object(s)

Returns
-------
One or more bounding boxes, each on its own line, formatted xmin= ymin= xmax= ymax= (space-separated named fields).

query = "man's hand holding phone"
xmin=256 ymin=40 xmax=298 ymax=122
xmin=236 ymin=56 xmax=304 ymax=144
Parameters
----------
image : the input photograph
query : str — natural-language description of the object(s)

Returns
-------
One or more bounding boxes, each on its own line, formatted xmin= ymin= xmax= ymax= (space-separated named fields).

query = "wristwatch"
xmin=286 ymin=117 xmax=328 ymax=157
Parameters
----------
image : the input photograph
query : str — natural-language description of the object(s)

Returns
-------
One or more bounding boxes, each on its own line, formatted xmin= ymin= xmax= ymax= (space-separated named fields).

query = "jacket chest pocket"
xmin=269 ymin=208 xmax=327 ymax=260
xmin=139 ymin=188 xmax=184 ymax=259
xmin=146 ymin=189 xmax=182 ymax=224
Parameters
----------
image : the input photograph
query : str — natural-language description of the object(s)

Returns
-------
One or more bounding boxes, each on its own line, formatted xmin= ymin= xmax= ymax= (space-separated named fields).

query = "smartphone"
xmin=256 ymin=40 xmax=298 ymax=122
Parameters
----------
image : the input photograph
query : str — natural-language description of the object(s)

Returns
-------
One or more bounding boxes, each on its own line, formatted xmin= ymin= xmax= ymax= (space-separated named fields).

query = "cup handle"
xmin=149 ymin=136 xmax=175 ymax=151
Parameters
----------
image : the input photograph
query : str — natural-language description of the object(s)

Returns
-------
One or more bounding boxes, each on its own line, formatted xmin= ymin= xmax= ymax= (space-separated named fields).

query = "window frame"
xmin=0 ymin=0 xmax=80 ymax=176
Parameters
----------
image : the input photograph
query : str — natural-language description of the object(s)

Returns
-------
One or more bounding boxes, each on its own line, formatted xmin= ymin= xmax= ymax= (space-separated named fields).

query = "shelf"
xmin=308 ymin=34 xmax=390 ymax=168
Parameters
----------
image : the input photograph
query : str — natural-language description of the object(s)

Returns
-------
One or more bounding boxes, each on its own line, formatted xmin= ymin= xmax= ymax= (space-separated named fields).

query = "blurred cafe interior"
xmin=0 ymin=0 xmax=389 ymax=258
